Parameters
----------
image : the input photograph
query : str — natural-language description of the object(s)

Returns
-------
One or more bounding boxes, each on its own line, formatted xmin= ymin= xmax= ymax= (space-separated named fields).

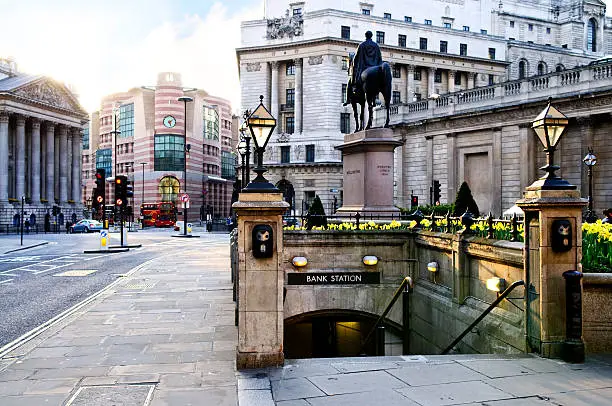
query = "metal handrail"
xmin=360 ymin=276 xmax=413 ymax=352
xmin=441 ymin=280 xmax=525 ymax=354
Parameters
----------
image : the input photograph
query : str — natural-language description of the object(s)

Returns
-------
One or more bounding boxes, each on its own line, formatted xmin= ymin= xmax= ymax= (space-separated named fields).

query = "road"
xmin=0 ymin=229 xmax=230 ymax=347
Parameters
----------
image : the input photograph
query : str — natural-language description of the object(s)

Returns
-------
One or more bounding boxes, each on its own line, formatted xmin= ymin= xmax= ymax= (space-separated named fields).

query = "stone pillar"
xmin=71 ymin=128 xmax=81 ymax=203
xmin=59 ymin=125 xmax=69 ymax=203
xmin=270 ymin=62 xmax=279 ymax=134
xmin=427 ymin=68 xmax=435 ymax=97
xmin=406 ymin=65 xmax=415 ymax=103
xmin=492 ymin=127 xmax=502 ymax=217
xmin=0 ymin=113 xmax=9 ymax=203
xmin=15 ymin=115 xmax=26 ymax=200
xmin=577 ymin=117 xmax=593 ymax=198
xmin=294 ymin=58 xmax=303 ymax=134
xmin=46 ymin=123 xmax=55 ymax=203
xmin=31 ymin=118 xmax=41 ymax=204
xmin=519 ymin=123 xmax=536 ymax=192
xmin=233 ymin=192 xmax=289 ymax=369
xmin=448 ymin=70 xmax=456 ymax=94
xmin=426 ymin=135 xmax=434 ymax=202
xmin=54 ymin=131 xmax=60 ymax=200
xmin=446 ymin=133 xmax=456 ymax=201
xmin=467 ymin=72 xmax=476 ymax=89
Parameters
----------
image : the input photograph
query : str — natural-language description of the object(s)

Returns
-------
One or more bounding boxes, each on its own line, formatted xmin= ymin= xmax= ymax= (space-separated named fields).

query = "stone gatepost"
xmin=517 ymin=187 xmax=587 ymax=361
xmin=335 ymin=128 xmax=403 ymax=214
xmin=233 ymin=192 xmax=289 ymax=369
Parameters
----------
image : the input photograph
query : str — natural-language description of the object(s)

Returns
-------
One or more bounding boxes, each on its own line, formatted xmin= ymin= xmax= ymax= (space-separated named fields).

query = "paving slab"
xmin=397 ymin=380 xmax=512 ymax=406
xmin=307 ymin=370 xmax=407 ymax=396
xmin=457 ymin=359 xmax=536 ymax=378
xmin=388 ymin=361 xmax=488 ymax=386
xmin=546 ymin=387 xmax=612 ymax=406
xmin=305 ymin=388 xmax=419 ymax=406
xmin=238 ymin=389 xmax=276 ymax=406
xmin=271 ymin=377 xmax=326 ymax=401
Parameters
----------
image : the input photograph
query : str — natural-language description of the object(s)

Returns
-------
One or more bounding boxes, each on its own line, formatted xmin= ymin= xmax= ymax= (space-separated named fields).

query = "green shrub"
xmin=453 ymin=182 xmax=480 ymax=217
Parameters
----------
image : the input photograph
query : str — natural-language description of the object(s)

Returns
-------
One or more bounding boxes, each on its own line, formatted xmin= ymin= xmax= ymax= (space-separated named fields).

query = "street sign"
xmin=180 ymin=193 xmax=190 ymax=202
xmin=99 ymin=230 xmax=109 ymax=251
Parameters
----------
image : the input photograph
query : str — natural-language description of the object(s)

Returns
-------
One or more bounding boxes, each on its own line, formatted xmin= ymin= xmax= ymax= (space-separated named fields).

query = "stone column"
xmin=270 ymin=62 xmax=279 ymax=134
xmin=0 ymin=112 xmax=9 ymax=203
xmin=233 ymin=192 xmax=289 ymax=369
xmin=467 ymin=72 xmax=476 ymax=89
xmin=426 ymin=135 xmax=434 ymax=202
xmin=15 ymin=115 xmax=26 ymax=200
xmin=54 ymin=131 xmax=60 ymax=200
xmin=446 ymin=133 xmax=456 ymax=201
xmin=406 ymin=65 xmax=415 ymax=102
xmin=492 ymin=127 xmax=502 ymax=216
xmin=71 ymin=128 xmax=81 ymax=203
xmin=31 ymin=118 xmax=42 ymax=204
xmin=448 ymin=70 xmax=456 ymax=94
xmin=427 ymin=68 xmax=435 ymax=97
xmin=294 ymin=58 xmax=303 ymax=134
xmin=519 ymin=123 xmax=536 ymax=192
xmin=59 ymin=125 xmax=69 ymax=203
xmin=46 ymin=123 xmax=55 ymax=203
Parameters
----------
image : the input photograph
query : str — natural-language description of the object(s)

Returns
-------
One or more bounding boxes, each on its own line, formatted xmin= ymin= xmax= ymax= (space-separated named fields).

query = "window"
xmin=398 ymin=34 xmax=406 ymax=47
xmin=342 ymin=57 xmax=349 ymax=70
xmin=392 ymin=91 xmax=401 ymax=104
xmin=392 ymin=64 xmax=401 ymax=78
xmin=555 ymin=64 xmax=565 ymax=72
xmin=537 ymin=62 xmax=545 ymax=76
xmin=440 ymin=40 xmax=448 ymax=53
xmin=154 ymin=135 xmax=185 ymax=171
xmin=528 ymin=24 xmax=533 ymax=31
xmin=414 ymin=69 xmax=422 ymax=80
xmin=424 ymin=19 xmax=432 ymax=25
xmin=488 ymin=48 xmax=496 ymax=60
xmin=463 ymin=26 xmax=470 ymax=31
xmin=481 ymin=29 xmax=487 ymax=34
xmin=546 ymin=27 xmax=551 ymax=34
xmin=454 ymin=72 xmax=461 ymax=86
xmin=518 ymin=60 xmax=526 ymax=79
xmin=376 ymin=31 xmax=385 ymax=44
xmin=384 ymin=13 xmax=391 ymax=19
xmin=96 ymin=148 xmax=112 ymax=177
xmin=434 ymin=70 xmax=442 ymax=83
xmin=286 ymin=88 xmax=295 ymax=107
xmin=119 ymin=103 xmax=134 ymax=138
xmin=286 ymin=62 xmax=295 ymax=75
xmin=221 ymin=150 xmax=236 ymax=180
xmin=293 ymin=8 xmax=301 ymax=15
xmin=341 ymin=25 xmax=350 ymax=39
xmin=203 ymin=106 xmax=219 ymax=140
xmin=340 ymin=113 xmax=351 ymax=134
xmin=285 ymin=116 xmax=294 ymax=134
xmin=419 ymin=37 xmax=427 ymax=50
xmin=306 ymin=144 xmax=315 ymax=162
xmin=342 ymin=83 xmax=347 ymax=104
xmin=158 ymin=176 xmax=179 ymax=203
xmin=510 ymin=21 xmax=514 ymax=28
xmin=362 ymin=9 xmax=370 ymax=15
xmin=459 ymin=43 xmax=467 ymax=56
xmin=587 ymin=18 xmax=597 ymax=52
xmin=414 ymin=93 xmax=422 ymax=101
xmin=404 ymin=16 xmax=412 ymax=23
xmin=488 ymin=75 xmax=494 ymax=86
xmin=280 ymin=146 xmax=290 ymax=163
xmin=444 ymin=22 xmax=452 ymax=29
xmin=82 ymin=127 xmax=89 ymax=150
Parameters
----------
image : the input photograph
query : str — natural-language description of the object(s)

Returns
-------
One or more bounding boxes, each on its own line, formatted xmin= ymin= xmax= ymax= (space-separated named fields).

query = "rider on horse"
xmin=344 ymin=31 xmax=382 ymax=106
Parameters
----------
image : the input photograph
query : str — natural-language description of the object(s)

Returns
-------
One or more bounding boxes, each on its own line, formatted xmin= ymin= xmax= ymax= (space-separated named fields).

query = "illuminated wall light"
xmin=363 ymin=255 xmax=378 ymax=266
xmin=292 ymin=256 xmax=308 ymax=267
xmin=486 ymin=277 xmax=507 ymax=292
xmin=427 ymin=261 xmax=438 ymax=273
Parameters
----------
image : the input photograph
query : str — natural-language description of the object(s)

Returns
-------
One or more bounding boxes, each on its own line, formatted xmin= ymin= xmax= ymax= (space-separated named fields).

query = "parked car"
xmin=70 ymin=219 xmax=103 ymax=233
xmin=283 ymin=216 xmax=300 ymax=227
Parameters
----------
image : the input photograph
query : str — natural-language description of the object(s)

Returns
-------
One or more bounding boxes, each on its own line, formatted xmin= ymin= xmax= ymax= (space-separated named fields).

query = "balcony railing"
xmin=281 ymin=103 xmax=294 ymax=112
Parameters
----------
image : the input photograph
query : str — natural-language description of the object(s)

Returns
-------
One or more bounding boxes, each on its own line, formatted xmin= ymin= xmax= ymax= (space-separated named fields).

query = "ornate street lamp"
xmin=236 ymin=138 xmax=247 ymax=189
xmin=583 ymin=148 xmax=597 ymax=223
xmin=240 ymin=110 xmax=251 ymax=185
xmin=530 ymin=99 xmax=574 ymax=190
xmin=243 ymin=96 xmax=278 ymax=192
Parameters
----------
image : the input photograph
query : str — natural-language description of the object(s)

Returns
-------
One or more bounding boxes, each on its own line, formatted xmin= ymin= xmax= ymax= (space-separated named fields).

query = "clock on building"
xmin=163 ymin=115 xmax=176 ymax=128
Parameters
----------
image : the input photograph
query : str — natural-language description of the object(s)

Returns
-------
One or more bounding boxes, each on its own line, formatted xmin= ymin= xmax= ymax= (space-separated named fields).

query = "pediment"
xmin=12 ymin=78 xmax=86 ymax=115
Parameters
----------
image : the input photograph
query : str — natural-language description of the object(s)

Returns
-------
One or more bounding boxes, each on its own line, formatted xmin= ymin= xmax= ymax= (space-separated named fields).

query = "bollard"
xmin=562 ymin=270 xmax=584 ymax=363
xmin=402 ymin=287 xmax=411 ymax=355
xmin=375 ymin=325 xmax=385 ymax=356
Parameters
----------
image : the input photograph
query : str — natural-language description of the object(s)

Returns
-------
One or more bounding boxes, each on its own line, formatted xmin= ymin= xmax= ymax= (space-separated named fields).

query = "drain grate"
xmin=66 ymin=384 xmax=154 ymax=406
xmin=123 ymin=281 xmax=157 ymax=290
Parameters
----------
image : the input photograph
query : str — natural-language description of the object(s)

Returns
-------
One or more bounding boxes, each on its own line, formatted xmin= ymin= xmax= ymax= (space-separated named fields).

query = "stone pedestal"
xmin=517 ymin=187 xmax=587 ymax=361
xmin=232 ymin=192 xmax=289 ymax=369
xmin=335 ymin=128 xmax=403 ymax=214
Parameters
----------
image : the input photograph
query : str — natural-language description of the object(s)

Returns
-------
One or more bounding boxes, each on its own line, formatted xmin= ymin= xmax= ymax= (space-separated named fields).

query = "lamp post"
xmin=139 ymin=162 xmax=147 ymax=206
xmin=241 ymin=110 xmax=252 ymax=185
xmin=111 ymin=104 xmax=121 ymax=177
xmin=243 ymin=96 xmax=277 ymax=192
xmin=583 ymin=148 xmax=597 ymax=223
xmin=530 ymin=98 xmax=574 ymax=190
xmin=237 ymin=138 xmax=247 ymax=189
xmin=177 ymin=96 xmax=193 ymax=236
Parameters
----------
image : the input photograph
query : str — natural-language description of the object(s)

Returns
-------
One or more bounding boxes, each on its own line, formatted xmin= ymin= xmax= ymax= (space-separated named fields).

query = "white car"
xmin=70 ymin=219 xmax=103 ymax=233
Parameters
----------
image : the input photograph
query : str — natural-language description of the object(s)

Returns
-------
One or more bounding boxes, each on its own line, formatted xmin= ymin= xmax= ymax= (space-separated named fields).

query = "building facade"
xmin=238 ymin=0 xmax=607 ymax=214
xmin=0 ymin=58 xmax=88 ymax=227
xmin=82 ymin=73 xmax=234 ymax=222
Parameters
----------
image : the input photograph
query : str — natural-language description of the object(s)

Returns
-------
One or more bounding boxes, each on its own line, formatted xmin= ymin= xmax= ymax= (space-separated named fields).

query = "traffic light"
xmin=411 ymin=194 xmax=419 ymax=209
xmin=126 ymin=180 xmax=134 ymax=198
xmin=94 ymin=169 xmax=106 ymax=207
xmin=115 ymin=175 xmax=127 ymax=207
xmin=433 ymin=180 xmax=441 ymax=205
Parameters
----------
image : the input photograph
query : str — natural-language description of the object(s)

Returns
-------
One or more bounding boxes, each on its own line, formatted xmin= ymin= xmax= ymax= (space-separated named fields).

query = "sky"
xmin=0 ymin=0 xmax=264 ymax=113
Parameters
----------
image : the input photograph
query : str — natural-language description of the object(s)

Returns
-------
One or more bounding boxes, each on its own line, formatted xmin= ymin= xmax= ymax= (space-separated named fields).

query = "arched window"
xmin=537 ymin=62 xmax=545 ymax=76
xmin=587 ymin=18 xmax=597 ymax=52
xmin=159 ymin=176 xmax=180 ymax=203
xmin=518 ymin=60 xmax=526 ymax=79
xmin=555 ymin=64 xmax=565 ymax=72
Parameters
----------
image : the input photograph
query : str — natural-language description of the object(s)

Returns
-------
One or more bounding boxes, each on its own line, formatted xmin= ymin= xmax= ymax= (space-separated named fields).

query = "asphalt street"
xmin=0 ymin=228 xmax=230 ymax=348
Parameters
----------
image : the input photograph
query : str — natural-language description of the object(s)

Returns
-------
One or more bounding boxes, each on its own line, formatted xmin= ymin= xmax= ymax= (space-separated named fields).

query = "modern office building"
xmin=82 ymin=72 xmax=235 ymax=222
xmin=237 ymin=0 xmax=608 ymax=213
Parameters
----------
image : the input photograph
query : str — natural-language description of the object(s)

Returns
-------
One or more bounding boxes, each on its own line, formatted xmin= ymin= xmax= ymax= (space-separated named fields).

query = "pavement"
xmin=1 ymin=235 xmax=612 ymax=405
xmin=1 ymin=235 xmax=49 ymax=254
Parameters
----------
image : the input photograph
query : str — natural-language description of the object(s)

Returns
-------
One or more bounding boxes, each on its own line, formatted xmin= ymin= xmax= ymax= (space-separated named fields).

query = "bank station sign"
xmin=288 ymin=272 xmax=380 ymax=285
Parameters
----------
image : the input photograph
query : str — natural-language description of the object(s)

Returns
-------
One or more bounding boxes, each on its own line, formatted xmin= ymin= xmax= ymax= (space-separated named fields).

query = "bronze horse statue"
xmin=345 ymin=53 xmax=392 ymax=132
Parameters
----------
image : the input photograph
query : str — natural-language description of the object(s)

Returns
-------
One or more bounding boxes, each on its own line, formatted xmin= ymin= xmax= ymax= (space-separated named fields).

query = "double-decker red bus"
xmin=140 ymin=202 xmax=176 ymax=227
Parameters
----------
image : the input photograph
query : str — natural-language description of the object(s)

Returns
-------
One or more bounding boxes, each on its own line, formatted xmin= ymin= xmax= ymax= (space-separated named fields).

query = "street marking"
xmin=0 ymin=279 xmax=13 ymax=285
xmin=54 ymin=270 xmax=97 ymax=277
xmin=0 ymin=254 xmax=108 ymax=277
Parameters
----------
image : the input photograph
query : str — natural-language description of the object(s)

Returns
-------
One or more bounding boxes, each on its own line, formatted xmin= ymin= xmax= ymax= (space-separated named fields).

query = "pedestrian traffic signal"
xmin=115 ymin=175 xmax=127 ymax=206
xmin=411 ymin=194 xmax=419 ymax=209
xmin=94 ymin=169 xmax=106 ymax=207
xmin=433 ymin=180 xmax=441 ymax=205
xmin=126 ymin=180 xmax=133 ymax=198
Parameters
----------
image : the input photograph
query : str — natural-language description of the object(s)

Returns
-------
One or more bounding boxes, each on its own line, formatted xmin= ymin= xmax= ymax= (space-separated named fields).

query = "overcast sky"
xmin=1 ymin=0 xmax=610 ymax=114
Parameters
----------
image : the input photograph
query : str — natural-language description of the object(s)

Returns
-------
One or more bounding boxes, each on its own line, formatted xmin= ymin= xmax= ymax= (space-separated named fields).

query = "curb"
xmin=3 ymin=241 xmax=49 ymax=254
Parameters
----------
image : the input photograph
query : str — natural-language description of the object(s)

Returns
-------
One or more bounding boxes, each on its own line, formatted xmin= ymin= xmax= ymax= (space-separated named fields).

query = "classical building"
xmin=238 ymin=0 xmax=608 ymax=214
xmin=83 ymin=72 xmax=235 ymax=221
xmin=0 ymin=57 xmax=88 ymax=227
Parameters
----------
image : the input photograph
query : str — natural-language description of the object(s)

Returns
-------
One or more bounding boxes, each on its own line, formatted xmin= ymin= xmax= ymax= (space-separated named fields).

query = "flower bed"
xmin=582 ymin=221 xmax=612 ymax=273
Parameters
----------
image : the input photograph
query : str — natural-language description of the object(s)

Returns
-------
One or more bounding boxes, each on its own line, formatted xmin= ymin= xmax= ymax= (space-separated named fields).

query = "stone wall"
xmin=582 ymin=274 xmax=612 ymax=354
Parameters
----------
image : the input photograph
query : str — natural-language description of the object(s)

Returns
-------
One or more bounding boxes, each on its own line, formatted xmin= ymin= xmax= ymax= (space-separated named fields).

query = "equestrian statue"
xmin=343 ymin=31 xmax=392 ymax=131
